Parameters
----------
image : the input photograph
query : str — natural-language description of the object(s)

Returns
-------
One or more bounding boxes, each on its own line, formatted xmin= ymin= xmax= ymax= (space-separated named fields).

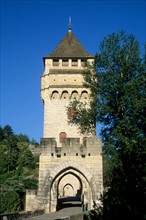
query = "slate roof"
xmin=44 ymin=31 xmax=93 ymax=59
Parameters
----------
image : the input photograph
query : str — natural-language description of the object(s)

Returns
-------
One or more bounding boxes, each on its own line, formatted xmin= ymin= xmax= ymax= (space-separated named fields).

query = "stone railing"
xmin=0 ymin=209 xmax=45 ymax=220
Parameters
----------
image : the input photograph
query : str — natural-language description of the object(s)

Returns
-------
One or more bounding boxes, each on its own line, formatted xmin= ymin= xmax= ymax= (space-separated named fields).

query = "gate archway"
xmin=49 ymin=163 xmax=92 ymax=212
xmin=63 ymin=183 xmax=74 ymax=197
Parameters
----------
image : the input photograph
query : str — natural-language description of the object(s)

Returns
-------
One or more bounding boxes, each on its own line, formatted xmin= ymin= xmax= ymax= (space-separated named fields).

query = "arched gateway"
xmin=26 ymin=24 xmax=103 ymax=213
xmin=50 ymin=161 xmax=91 ymax=212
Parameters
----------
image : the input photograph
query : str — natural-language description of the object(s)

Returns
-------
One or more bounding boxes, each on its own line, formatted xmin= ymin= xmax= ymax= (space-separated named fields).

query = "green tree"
xmin=5 ymin=136 xmax=19 ymax=172
xmin=0 ymin=126 xmax=5 ymax=141
xmin=74 ymin=31 xmax=146 ymax=220
xmin=0 ymin=125 xmax=38 ymax=213
xmin=17 ymin=147 xmax=36 ymax=170
xmin=0 ymin=146 xmax=8 ymax=175
xmin=0 ymin=191 xmax=20 ymax=213
xmin=17 ymin=133 xmax=29 ymax=143
xmin=3 ymin=125 xmax=14 ymax=138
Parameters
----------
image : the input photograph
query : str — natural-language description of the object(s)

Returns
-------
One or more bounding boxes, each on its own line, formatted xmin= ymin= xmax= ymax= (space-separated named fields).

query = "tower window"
xmin=51 ymin=91 xmax=59 ymax=99
xmin=81 ymin=91 xmax=88 ymax=100
xmin=71 ymin=91 xmax=78 ymax=100
xmin=62 ymin=59 xmax=68 ymax=66
xmin=59 ymin=132 xmax=67 ymax=142
xmin=68 ymin=108 xmax=77 ymax=121
xmin=61 ymin=91 xmax=69 ymax=99
xmin=81 ymin=59 xmax=86 ymax=67
xmin=72 ymin=59 xmax=78 ymax=66
xmin=53 ymin=59 xmax=59 ymax=66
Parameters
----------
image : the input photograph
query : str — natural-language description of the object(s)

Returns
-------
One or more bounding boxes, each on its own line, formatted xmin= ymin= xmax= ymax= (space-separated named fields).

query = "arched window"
xmin=71 ymin=91 xmax=78 ymax=100
xmin=51 ymin=91 xmax=59 ymax=99
xmin=61 ymin=91 xmax=69 ymax=99
xmin=81 ymin=91 xmax=88 ymax=100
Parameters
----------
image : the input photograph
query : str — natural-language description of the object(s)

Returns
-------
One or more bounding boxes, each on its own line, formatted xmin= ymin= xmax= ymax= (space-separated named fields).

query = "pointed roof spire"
xmin=68 ymin=16 xmax=72 ymax=32
xmin=44 ymin=19 xmax=93 ymax=59
xmin=45 ymin=31 xmax=93 ymax=58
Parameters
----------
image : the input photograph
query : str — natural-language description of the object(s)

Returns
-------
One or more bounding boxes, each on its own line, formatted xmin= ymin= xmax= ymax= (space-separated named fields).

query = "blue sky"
xmin=1 ymin=0 xmax=146 ymax=142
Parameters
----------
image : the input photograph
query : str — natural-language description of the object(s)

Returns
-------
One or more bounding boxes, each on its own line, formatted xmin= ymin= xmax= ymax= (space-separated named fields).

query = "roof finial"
xmin=68 ymin=16 xmax=72 ymax=32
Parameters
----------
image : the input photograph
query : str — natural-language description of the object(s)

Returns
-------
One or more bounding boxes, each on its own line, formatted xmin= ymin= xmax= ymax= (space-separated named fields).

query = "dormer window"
xmin=53 ymin=59 xmax=59 ymax=66
xmin=72 ymin=59 xmax=78 ymax=66
xmin=62 ymin=59 xmax=68 ymax=66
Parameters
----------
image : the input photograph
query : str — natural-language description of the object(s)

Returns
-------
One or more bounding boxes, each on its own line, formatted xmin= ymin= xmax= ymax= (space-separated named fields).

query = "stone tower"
xmin=41 ymin=28 xmax=94 ymax=143
xmin=26 ymin=26 xmax=103 ymax=213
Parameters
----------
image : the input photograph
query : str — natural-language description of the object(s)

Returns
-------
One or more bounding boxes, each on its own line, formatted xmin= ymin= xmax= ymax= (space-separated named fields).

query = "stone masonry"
xmin=26 ymin=27 xmax=103 ymax=213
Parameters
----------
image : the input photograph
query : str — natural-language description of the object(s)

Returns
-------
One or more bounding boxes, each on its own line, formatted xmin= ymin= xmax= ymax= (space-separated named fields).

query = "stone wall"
xmin=25 ymin=190 xmax=39 ymax=211
xmin=41 ymin=57 xmax=93 ymax=140
xmin=26 ymin=136 xmax=103 ymax=213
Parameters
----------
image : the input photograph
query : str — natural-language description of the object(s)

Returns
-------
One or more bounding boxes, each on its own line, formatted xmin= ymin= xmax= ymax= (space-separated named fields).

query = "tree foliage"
xmin=0 ymin=125 xmax=39 ymax=213
xmin=74 ymin=31 xmax=146 ymax=220
xmin=0 ymin=191 xmax=20 ymax=214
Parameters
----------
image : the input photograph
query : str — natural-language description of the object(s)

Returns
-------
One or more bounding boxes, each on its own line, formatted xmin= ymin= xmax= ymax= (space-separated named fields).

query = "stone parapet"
xmin=39 ymin=137 xmax=101 ymax=157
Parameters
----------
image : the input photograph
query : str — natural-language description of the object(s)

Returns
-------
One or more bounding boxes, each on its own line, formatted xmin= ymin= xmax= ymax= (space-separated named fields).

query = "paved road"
xmin=28 ymin=196 xmax=83 ymax=220
xmin=28 ymin=207 xmax=82 ymax=220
